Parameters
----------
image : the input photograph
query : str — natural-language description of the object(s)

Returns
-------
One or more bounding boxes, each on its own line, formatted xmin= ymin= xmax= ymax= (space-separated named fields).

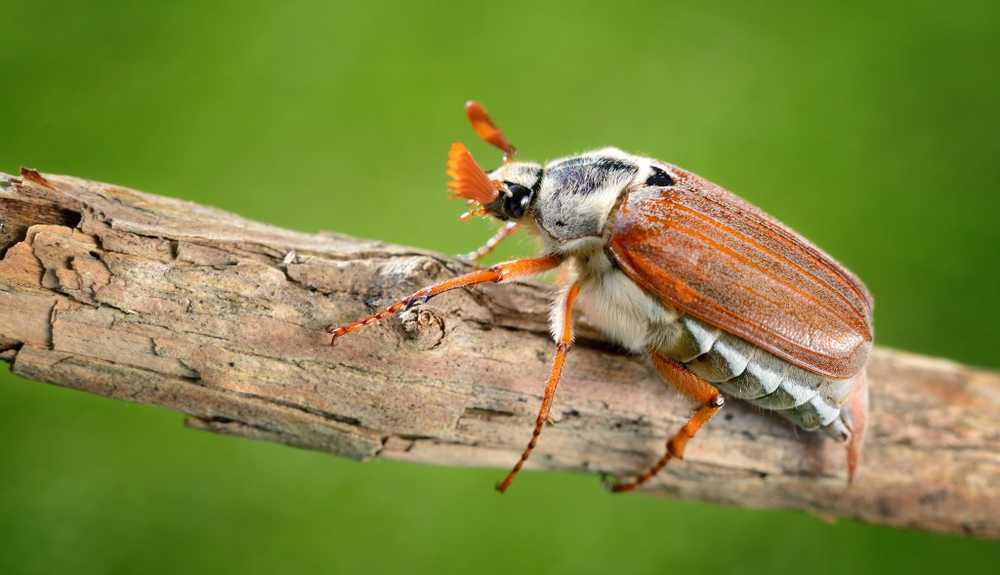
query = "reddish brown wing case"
xmin=606 ymin=167 xmax=873 ymax=379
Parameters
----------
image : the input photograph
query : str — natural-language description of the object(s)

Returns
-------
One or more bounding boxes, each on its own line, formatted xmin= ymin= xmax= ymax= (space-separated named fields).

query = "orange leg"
xmin=327 ymin=254 xmax=562 ymax=342
xmin=608 ymin=353 xmax=725 ymax=493
xmin=465 ymin=221 xmax=518 ymax=263
xmin=496 ymin=281 xmax=582 ymax=493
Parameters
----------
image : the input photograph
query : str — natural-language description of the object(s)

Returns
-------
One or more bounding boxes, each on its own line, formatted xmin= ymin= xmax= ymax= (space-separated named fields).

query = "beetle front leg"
xmin=327 ymin=254 xmax=562 ymax=342
xmin=464 ymin=221 xmax=518 ymax=264
xmin=607 ymin=353 xmax=724 ymax=493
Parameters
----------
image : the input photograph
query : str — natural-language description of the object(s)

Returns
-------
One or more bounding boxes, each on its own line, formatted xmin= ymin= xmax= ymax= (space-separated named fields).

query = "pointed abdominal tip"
xmin=446 ymin=142 xmax=499 ymax=207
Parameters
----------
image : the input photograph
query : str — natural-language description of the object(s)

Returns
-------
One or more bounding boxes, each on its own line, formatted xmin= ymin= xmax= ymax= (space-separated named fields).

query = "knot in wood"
xmin=399 ymin=307 xmax=445 ymax=350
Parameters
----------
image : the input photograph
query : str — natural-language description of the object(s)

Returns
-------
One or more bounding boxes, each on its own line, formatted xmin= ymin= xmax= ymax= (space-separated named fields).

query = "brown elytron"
xmin=607 ymin=175 xmax=873 ymax=379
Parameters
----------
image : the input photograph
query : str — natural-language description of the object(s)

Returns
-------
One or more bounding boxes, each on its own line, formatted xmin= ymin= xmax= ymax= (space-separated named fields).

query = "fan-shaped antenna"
xmin=465 ymin=101 xmax=516 ymax=163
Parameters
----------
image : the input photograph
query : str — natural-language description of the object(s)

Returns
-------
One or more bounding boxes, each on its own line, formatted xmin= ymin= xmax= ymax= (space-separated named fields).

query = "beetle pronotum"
xmin=329 ymin=102 xmax=872 ymax=493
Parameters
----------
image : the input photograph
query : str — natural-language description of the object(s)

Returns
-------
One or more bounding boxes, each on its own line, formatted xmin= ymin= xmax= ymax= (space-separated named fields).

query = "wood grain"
xmin=1 ymin=170 xmax=997 ymax=538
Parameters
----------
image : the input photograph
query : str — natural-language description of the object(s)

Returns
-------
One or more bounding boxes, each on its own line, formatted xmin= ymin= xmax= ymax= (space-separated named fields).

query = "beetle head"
xmin=447 ymin=101 xmax=541 ymax=222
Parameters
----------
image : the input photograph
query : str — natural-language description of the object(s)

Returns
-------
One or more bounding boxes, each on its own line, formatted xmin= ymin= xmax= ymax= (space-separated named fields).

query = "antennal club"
xmin=465 ymin=101 xmax=517 ymax=163
xmin=447 ymin=142 xmax=500 ymax=207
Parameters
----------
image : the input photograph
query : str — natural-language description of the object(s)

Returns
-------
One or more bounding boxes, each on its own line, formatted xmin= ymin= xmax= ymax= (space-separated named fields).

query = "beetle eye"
xmin=645 ymin=166 xmax=675 ymax=187
xmin=502 ymin=182 xmax=533 ymax=219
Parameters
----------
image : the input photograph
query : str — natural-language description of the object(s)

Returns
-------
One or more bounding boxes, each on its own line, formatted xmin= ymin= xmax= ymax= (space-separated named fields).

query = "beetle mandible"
xmin=328 ymin=101 xmax=873 ymax=493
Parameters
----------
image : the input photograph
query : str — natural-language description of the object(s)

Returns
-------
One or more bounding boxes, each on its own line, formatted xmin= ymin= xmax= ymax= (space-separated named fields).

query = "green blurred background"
xmin=2 ymin=0 xmax=998 ymax=573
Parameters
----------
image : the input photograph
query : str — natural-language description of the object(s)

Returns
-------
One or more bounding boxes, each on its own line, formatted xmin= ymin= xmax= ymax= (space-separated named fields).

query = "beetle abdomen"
xmin=575 ymin=255 xmax=858 ymax=441
xmin=653 ymin=315 xmax=853 ymax=440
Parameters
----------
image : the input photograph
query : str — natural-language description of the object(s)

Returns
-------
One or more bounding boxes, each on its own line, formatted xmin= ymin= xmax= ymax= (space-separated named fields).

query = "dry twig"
xmin=1 ymin=170 xmax=996 ymax=538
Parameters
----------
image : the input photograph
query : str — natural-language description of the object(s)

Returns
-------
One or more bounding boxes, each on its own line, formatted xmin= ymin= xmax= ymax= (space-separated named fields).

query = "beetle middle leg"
xmin=608 ymin=353 xmax=725 ymax=493
xmin=496 ymin=280 xmax=582 ymax=493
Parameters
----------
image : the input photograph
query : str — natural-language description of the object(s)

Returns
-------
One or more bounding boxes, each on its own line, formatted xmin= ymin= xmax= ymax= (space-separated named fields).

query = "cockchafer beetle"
xmin=328 ymin=101 xmax=873 ymax=493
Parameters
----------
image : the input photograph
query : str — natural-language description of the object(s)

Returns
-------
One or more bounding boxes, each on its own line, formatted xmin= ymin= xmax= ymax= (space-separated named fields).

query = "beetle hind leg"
xmin=607 ymin=353 xmax=724 ymax=493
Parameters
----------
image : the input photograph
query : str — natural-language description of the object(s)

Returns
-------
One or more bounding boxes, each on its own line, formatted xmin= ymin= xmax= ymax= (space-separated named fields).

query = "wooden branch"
xmin=1 ymin=169 xmax=997 ymax=538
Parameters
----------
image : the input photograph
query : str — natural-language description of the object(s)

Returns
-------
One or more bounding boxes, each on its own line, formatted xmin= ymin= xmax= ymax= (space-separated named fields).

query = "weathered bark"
xmin=1 ymin=169 xmax=997 ymax=538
